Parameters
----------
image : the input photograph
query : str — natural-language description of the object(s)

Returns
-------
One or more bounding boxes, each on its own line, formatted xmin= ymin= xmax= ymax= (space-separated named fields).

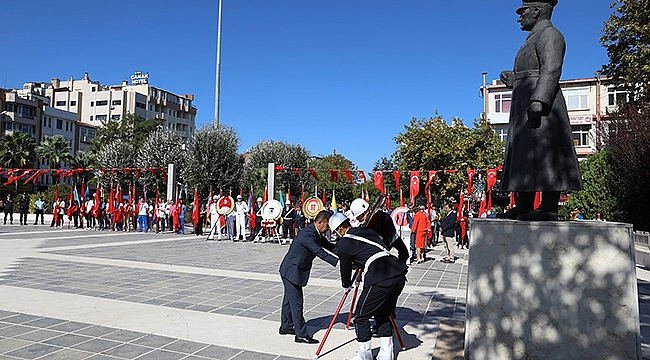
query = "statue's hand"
xmin=500 ymin=71 xmax=514 ymax=88
xmin=527 ymin=101 xmax=544 ymax=128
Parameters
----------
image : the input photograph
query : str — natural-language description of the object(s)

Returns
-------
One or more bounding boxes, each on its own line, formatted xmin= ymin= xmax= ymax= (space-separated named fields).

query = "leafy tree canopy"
xmin=136 ymin=129 xmax=187 ymax=193
xmin=91 ymin=114 xmax=163 ymax=153
xmin=0 ymin=131 xmax=36 ymax=168
xmin=310 ymin=153 xmax=358 ymax=206
xmin=182 ymin=123 xmax=242 ymax=199
xmin=599 ymin=0 xmax=650 ymax=104
xmin=242 ymin=140 xmax=311 ymax=201
xmin=36 ymin=135 xmax=73 ymax=170
xmin=393 ymin=116 xmax=504 ymax=199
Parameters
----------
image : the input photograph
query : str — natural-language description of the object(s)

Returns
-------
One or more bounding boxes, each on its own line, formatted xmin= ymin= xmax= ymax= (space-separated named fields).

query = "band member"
xmin=278 ymin=211 xmax=338 ymax=344
xmin=329 ymin=213 xmax=407 ymax=360
xmin=250 ymin=197 xmax=263 ymax=240
xmin=282 ymin=201 xmax=295 ymax=239
xmin=234 ymin=195 xmax=248 ymax=241
xmin=348 ymin=199 xmax=409 ymax=264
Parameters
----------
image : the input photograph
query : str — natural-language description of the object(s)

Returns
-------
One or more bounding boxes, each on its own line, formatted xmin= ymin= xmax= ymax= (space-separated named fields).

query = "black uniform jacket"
xmin=336 ymin=227 xmax=408 ymax=289
xmin=279 ymin=223 xmax=338 ymax=287
xmin=373 ymin=212 xmax=409 ymax=263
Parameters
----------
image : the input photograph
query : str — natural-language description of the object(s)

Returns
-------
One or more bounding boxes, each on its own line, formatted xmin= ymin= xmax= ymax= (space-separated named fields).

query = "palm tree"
xmin=36 ymin=135 xmax=73 ymax=170
xmin=70 ymin=150 xmax=97 ymax=184
xmin=0 ymin=131 xmax=36 ymax=168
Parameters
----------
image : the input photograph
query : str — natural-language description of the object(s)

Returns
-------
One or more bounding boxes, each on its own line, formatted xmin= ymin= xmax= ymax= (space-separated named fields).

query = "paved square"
xmin=0 ymin=222 xmax=648 ymax=359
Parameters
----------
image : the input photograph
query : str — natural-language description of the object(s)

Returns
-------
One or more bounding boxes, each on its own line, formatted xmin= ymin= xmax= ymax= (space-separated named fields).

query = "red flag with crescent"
xmin=373 ymin=171 xmax=384 ymax=193
xmin=393 ymin=170 xmax=400 ymax=192
xmin=425 ymin=170 xmax=437 ymax=189
xmin=467 ymin=169 xmax=477 ymax=193
xmin=409 ymin=171 xmax=420 ymax=204
xmin=486 ymin=167 xmax=498 ymax=192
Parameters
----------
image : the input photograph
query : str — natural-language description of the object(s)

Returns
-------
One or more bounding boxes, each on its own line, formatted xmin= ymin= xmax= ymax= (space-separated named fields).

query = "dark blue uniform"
xmin=279 ymin=223 xmax=338 ymax=337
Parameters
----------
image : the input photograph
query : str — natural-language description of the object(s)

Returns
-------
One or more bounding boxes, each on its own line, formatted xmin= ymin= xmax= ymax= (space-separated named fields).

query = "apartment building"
xmin=482 ymin=77 xmax=623 ymax=160
xmin=45 ymin=72 xmax=196 ymax=141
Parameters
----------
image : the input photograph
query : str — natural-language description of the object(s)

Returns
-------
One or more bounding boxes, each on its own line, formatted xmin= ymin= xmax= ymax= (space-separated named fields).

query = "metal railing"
xmin=634 ymin=231 xmax=650 ymax=248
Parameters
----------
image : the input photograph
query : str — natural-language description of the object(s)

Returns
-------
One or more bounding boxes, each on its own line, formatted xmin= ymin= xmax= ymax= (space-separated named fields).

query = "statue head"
xmin=516 ymin=0 xmax=556 ymax=31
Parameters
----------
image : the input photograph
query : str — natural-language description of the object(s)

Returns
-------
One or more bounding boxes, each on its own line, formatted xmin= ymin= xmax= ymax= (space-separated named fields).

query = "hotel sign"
xmin=569 ymin=115 xmax=592 ymax=125
xmin=130 ymin=71 xmax=149 ymax=85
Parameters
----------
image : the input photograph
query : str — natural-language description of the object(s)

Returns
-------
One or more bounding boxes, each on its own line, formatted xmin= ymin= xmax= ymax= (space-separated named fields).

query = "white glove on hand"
xmin=344 ymin=286 xmax=354 ymax=293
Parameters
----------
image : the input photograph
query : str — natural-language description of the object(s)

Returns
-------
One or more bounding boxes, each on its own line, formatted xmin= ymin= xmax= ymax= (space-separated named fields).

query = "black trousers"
xmin=280 ymin=277 xmax=308 ymax=337
xmin=354 ymin=275 xmax=406 ymax=342
xmin=34 ymin=209 xmax=44 ymax=224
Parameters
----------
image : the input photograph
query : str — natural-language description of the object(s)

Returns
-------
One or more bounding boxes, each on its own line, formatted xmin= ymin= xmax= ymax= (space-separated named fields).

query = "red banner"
xmin=374 ymin=171 xmax=384 ymax=193
xmin=409 ymin=171 xmax=420 ymax=204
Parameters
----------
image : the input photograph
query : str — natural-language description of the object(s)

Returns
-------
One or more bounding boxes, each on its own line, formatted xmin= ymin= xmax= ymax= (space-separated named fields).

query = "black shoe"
xmin=279 ymin=327 xmax=295 ymax=335
xmin=294 ymin=335 xmax=319 ymax=344
xmin=516 ymin=209 xmax=559 ymax=221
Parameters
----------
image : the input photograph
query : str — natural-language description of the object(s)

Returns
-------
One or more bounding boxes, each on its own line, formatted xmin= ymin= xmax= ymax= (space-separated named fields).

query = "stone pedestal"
xmin=465 ymin=219 xmax=641 ymax=360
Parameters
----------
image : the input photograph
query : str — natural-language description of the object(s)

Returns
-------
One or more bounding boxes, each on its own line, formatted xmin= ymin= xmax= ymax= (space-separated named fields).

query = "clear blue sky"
xmin=1 ymin=0 xmax=613 ymax=171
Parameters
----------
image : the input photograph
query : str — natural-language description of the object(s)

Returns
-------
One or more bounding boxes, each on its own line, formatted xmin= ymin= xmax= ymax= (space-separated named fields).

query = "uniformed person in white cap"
xmin=329 ymin=213 xmax=407 ymax=360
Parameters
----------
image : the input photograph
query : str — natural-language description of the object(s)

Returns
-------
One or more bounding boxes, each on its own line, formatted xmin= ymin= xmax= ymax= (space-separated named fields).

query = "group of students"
xmin=46 ymin=195 xmax=189 ymax=234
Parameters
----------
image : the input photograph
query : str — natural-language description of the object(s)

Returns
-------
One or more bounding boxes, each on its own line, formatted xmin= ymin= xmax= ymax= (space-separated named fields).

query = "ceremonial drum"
xmin=216 ymin=196 xmax=234 ymax=215
xmin=302 ymin=197 xmax=324 ymax=220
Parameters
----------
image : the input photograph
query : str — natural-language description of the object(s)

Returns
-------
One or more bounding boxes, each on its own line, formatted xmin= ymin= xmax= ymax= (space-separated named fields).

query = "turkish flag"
xmin=359 ymin=170 xmax=367 ymax=183
xmin=425 ymin=170 xmax=437 ymax=189
xmin=374 ymin=171 xmax=384 ymax=193
xmin=409 ymin=171 xmax=420 ymax=204
xmin=328 ymin=170 xmax=339 ymax=184
xmin=486 ymin=167 xmax=498 ymax=191
xmin=192 ymin=189 xmax=200 ymax=226
xmin=467 ymin=169 xmax=476 ymax=193
xmin=393 ymin=170 xmax=400 ymax=192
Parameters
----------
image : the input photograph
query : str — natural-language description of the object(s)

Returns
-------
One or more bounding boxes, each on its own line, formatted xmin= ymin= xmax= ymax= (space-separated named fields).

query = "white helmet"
xmin=350 ymin=199 xmax=369 ymax=219
xmin=329 ymin=212 xmax=349 ymax=233
xmin=257 ymin=197 xmax=263 ymax=202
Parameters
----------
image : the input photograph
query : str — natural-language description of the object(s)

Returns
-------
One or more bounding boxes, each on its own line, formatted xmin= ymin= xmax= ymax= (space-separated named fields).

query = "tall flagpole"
xmin=214 ymin=0 xmax=223 ymax=125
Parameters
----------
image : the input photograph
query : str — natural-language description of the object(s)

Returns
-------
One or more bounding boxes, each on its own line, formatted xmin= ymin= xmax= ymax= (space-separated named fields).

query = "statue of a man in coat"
xmin=497 ymin=0 xmax=582 ymax=221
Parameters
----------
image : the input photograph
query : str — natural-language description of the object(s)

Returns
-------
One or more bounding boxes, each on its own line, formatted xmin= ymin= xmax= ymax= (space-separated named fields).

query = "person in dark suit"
xmin=440 ymin=204 xmax=457 ymax=263
xmin=329 ymin=213 xmax=408 ymax=360
xmin=278 ymin=210 xmax=338 ymax=344
xmin=282 ymin=201 xmax=295 ymax=239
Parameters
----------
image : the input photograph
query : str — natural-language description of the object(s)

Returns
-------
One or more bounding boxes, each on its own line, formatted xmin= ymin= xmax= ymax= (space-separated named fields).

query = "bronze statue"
xmin=497 ymin=0 xmax=582 ymax=221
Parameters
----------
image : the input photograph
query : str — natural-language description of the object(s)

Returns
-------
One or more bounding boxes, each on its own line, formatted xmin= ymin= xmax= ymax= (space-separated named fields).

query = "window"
xmin=70 ymin=101 xmax=77 ymax=106
xmin=96 ymin=100 xmax=108 ymax=106
xmin=572 ymin=125 xmax=591 ymax=147
xmin=55 ymin=101 xmax=66 ymax=106
xmin=92 ymin=87 xmax=96 ymax=92
xmin=42 ymin=117 xmax=47 ymax=126
xmin=135 ymin=102 xmax=146 ymax=109
xmin=495 ymin=127 xmax=508 ymax=142
xmin=96 ymin=115 xmax=107 ymax=121
xmin=111 ymin=115 xmax=120 ymax=120
xmin=608 ymin=87 xmax=629 ymax=106
xmin=564 ymin=88 xmax=589 ymax=110
xmin=111 ymin=100 xmax=121 ymax=106
xmin=494 ymin=93 xmax=512 ymax=113
xmin=6 ymin=103 xmax=14 ymax=112
xmin=90 ymin=101 xmax=94 ymax=107
xmin=56 ymin=119 xmax=63 ymax=129
xmin=48 ymin=118 xmax=52 ymax=127
xmin=89 ymin=115 xmax=94 ymax=121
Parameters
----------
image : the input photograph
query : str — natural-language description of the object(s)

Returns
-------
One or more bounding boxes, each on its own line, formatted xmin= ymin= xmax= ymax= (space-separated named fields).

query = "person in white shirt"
xmin=234 ymin=195 xmax=249 ymax=241
xmin=137 ymin=197 xmax=150 ymax=232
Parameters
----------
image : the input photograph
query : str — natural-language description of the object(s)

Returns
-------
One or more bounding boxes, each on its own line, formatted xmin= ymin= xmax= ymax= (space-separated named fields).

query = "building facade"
xmin=482 ymin=77 xmax=624 ymax=160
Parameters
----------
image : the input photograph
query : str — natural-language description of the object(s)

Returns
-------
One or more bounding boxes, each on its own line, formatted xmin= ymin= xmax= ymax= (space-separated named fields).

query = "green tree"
xmin=598 ymin=0 xmax=650 ymax=230
xmin=561 ymin=148 xmax=624 ymax=221
xmin=242 ymin=140 xmax=312 ymax=201
xmin=70 ymin=150 xmax=97 ymax=184
xmin=182 ymin=124 xmax=242 ymax=199
xmin=393 ymin=116 xmax=504 ymax=201
xmin=94 ymin=139 xmax=136 ymax=191
xmin=36 ymin=135 xmax=73 ymax=170
xmin=599 ymin=0 xmax=650 ymax=104
xmin=0 ymin=131 xmax=36 ymax=168
xmin=310 ymin=153 xmax=358 ymax=206
xmin=91 ymin=114 xmax=163 ymax=153
xmin=136 ymin=129 xmax=187 ymax=194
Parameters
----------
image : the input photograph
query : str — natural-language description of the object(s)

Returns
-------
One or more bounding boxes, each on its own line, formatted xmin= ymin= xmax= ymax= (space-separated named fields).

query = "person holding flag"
xmin=282 ymin=200 xmax=295 ymax=240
